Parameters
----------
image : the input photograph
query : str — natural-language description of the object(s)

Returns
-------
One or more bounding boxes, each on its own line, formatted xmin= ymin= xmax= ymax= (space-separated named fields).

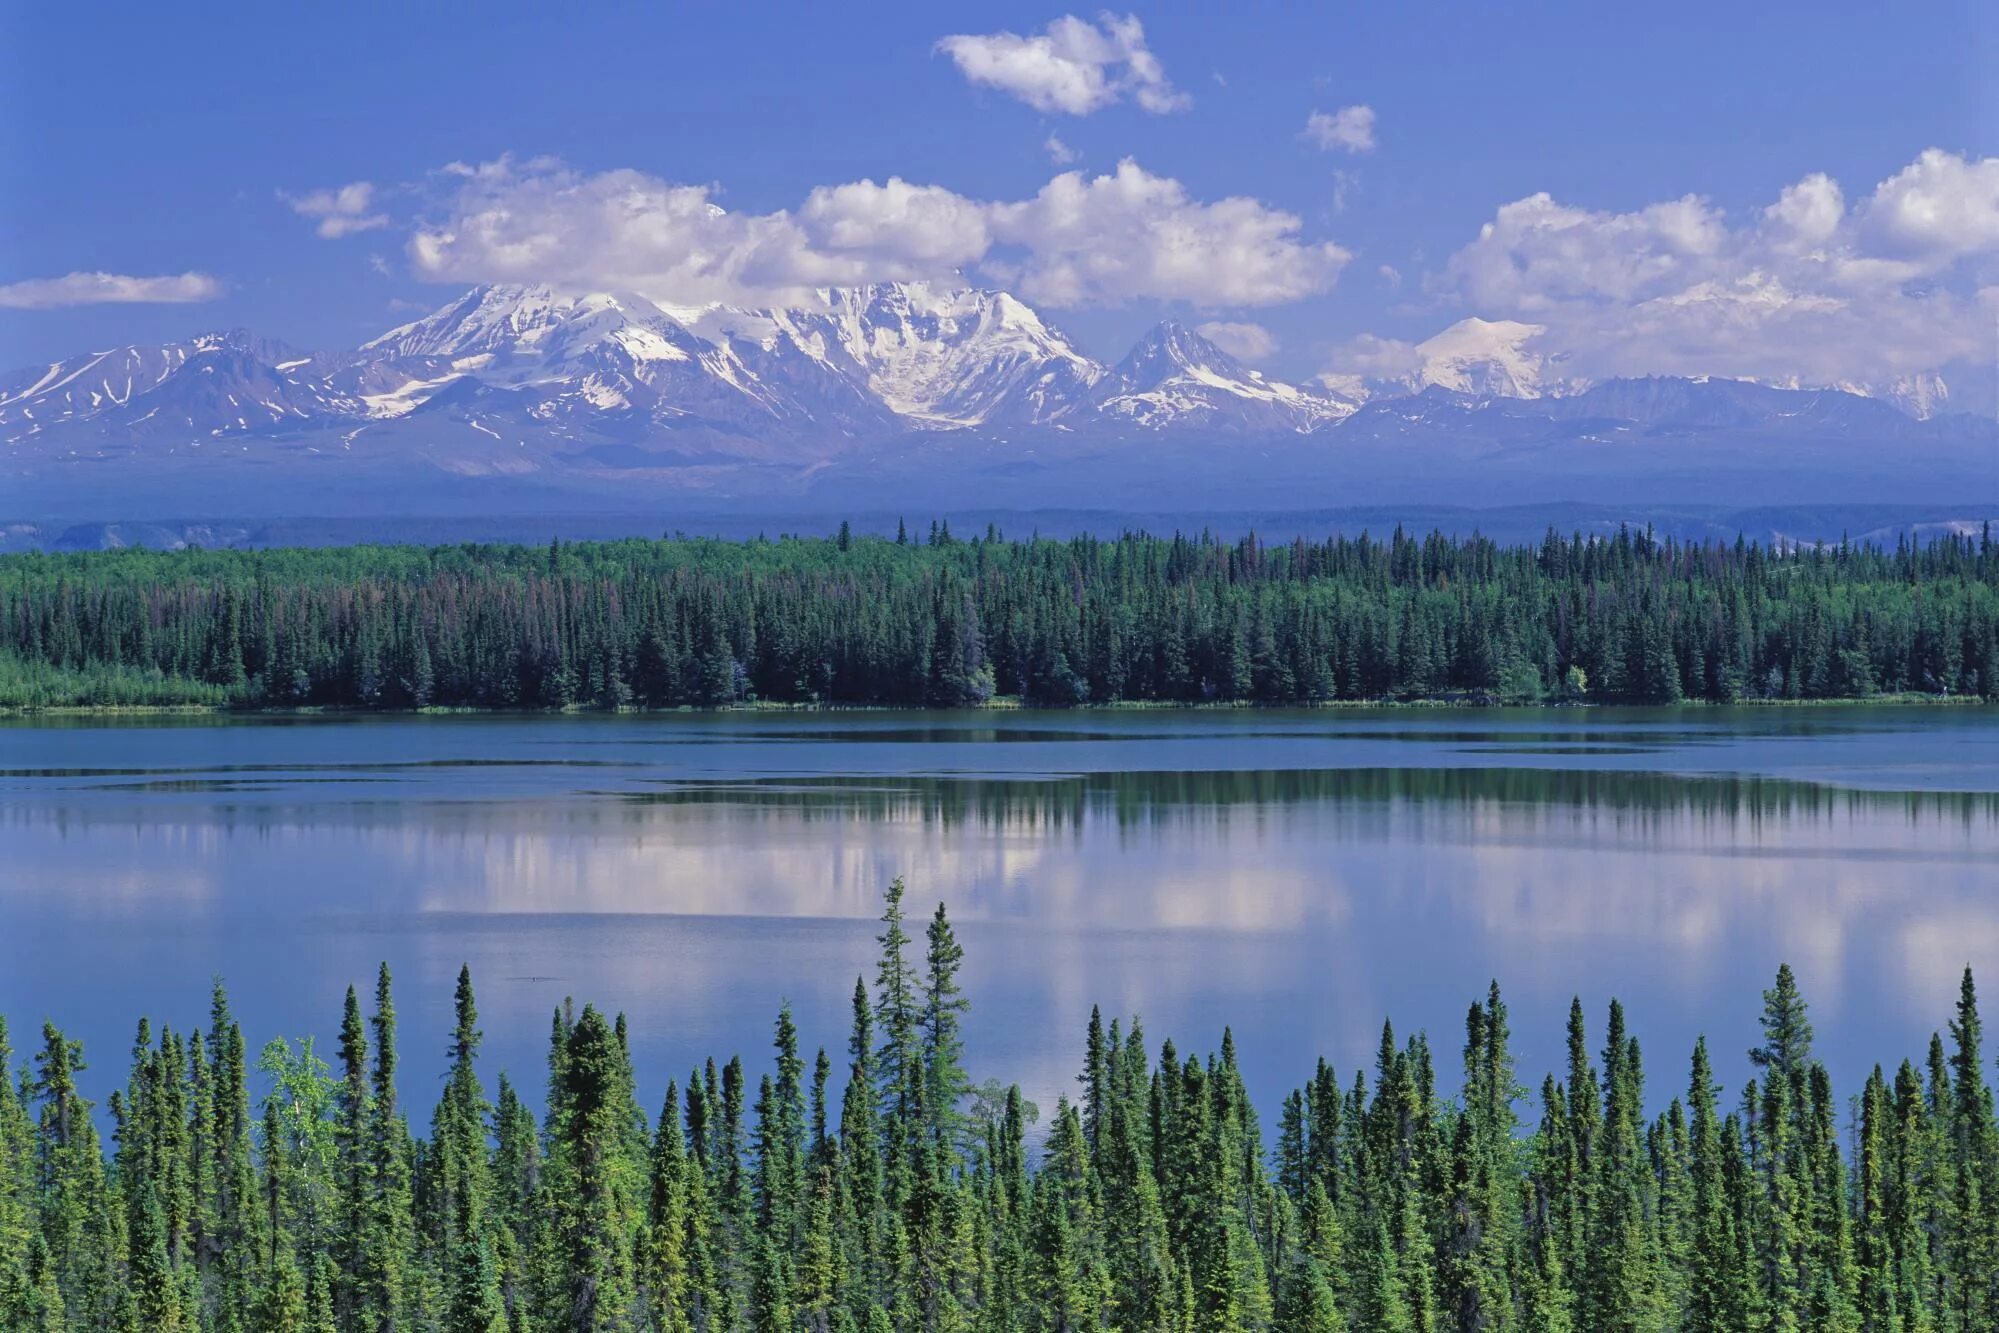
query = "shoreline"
xmin=3 ymin=691 xmax=1988 ymax=719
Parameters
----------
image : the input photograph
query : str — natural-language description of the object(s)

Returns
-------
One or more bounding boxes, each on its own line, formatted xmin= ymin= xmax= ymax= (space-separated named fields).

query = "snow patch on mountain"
xmin=1406 ymin=318 xmax=1582 ymax=398
xmin=1092 ymin=322 xmax=1354 ymax=432
xmin=3 ymin=285 xmax=1968 ymax=469
xmin=1322 ymin=318 xmax=1585 ymax=405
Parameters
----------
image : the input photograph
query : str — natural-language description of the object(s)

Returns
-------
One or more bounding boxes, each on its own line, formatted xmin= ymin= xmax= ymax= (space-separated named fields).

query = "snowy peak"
xmin=360 ymin=284 xmax=570 ymax=360
xmin=1330 ymin=316 xmax=1960 ymax=419
xmin=1092 ymin=321 xmax=1353 ymax=432
xmin=1885 ymin=372 xmax=1949 ymax=421
xmin=1319 ymin=318 xmax=1586 ymax=406
xmin=358 ymin=284 xmax=699 ymax=372
xmin=782 ymin=280 xmax=1102 ymax=426
xmin=1408 ymin=318 xmax=1576 ymax=398
xmin=13 ymin=284 xmax=1968 ymax=466
xmin=0 ymin=332 xmax=351 ymax=445
xmin=1844 ymin=372 xmax=1951 ymax=421
xmin=1108 ymin=320 xmax=1246 ymax=388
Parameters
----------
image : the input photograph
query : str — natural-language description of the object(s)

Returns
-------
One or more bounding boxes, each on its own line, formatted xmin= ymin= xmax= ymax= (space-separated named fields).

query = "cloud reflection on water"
xmin=3 ymin=742 xmax=1996 ymax=1121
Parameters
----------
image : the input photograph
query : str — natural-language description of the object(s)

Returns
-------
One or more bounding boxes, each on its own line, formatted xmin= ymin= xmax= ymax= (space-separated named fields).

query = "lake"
xmin=3 ymin=706 xmax=1995 ymax=1126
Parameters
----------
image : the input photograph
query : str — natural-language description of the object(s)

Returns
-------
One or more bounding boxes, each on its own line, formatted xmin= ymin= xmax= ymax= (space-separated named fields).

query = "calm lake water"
xmin=3 ymin=706 xmax=1996 ymax=1124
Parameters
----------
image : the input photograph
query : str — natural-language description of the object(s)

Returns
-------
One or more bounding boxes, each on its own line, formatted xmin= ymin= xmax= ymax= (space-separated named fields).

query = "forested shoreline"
xmin=2 ymin=524 xmax=1996 ymax=711
xmin=3 ymin=880 xmax=1998 ymax=1331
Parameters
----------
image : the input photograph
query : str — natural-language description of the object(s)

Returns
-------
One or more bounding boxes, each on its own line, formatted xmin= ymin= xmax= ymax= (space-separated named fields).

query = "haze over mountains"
xmin=3 ymin=280 xmax=1994 ymax=534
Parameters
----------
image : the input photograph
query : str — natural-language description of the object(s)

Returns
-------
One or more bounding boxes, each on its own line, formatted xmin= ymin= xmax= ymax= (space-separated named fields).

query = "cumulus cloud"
xmin=1761 ymin=172 xmax=1844 ymax=253
xmin=1394 ymin=149 xmax=1999 ymax=393
xmin=408 ymin=158 xmax=886 ymax=307
xmin=936 ymin=13 xmax=1188 ymax=115
xmin=0 ymin=271 xmax=223 ymax=309
xmin=1444 ymin=191 xmax=1728 ymax=312
xmin=284 ymin=181 xmax=390 ymax=238
xmin=798 ymin=178 xmax=992 ymax=266
xmin=1043 ymin=134 xmax=1079 ymax=166
xmin=1303 ymin=106 xmax=1376 ymax=154
xmin=407 ymin=155 xmax=1347 ymax=311
xmin=1862 ymin=148 xmax=1999 ymax=260
xmin=1319 ymin=331 xmax=1424 ymax=381
xmin=1194 ymin=321 xmax=1277 ymax=361
xmin=988 ymin=159 xmax=1349 ymax=307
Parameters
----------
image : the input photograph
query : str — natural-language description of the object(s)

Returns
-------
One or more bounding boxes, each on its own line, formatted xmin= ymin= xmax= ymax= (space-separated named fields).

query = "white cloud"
xmin=1044 ymin=134 xmax=1080 ymax=166
xmin=1303 ymin=106 xmax=1376 ymax=154
xmin=989 ymin=158 xmax=1349 ymax=307
xmin=1194 ymin=320 xmax=1277 ymax=361
xmin=407 ymin=155 xmax=1348 ymax=312
xmin=0 ymin=271 xmax=223 ymax=309
xmin=798 ymin=177 xmax=992 ymax=266
xmin=1319 ymin=331 xmax=1423 ymax=381
xmin=1404 ymin=149 xmax=1999 ymax=392
xmin=1331 ymin=169 xmax=1358 ymax=214
xmin=408 ymin=158 xmax=884 ymax=307
xmin=1862 ymin=148 xmax=1999 ymax=260
xmin=935 ymin=13 xmax=1188 ymax=115
xmin=1444 ymin=191 xmax=1728 ymax=312
xmin=284 ymin=181 xmax=390 ymax=239
xmin=1761 ymin=172 xmax=1844 ymax=252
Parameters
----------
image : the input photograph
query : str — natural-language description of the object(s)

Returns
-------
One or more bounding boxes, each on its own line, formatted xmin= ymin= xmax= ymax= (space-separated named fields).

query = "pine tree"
xmin=33 ymin=1023 xmax=120 ymax=1329
xmin=1591 ymin=1001 xmax=1665 ymax=1332
xmin=445 ymin=1186 xmax=505 ymax=1333
xmin=542 ymin=1005 xmax=640 ymax=1329
xmin=1943 ymin=967 xmax=1996 ymax=1329
xmin=875 ymin=879 xmax=921 ymax=1151
xmin=365 ymin=964 xmax=416 ymax=1331
xmin=2 ymin=879 xmax=1998 ymax=1333
xmin=430 ymin=965 xmax=493 ymax=1284
xmin=923 ymin=901 xmax=972 ymax=1154
xmin=642 ymin=1082 xmax=692 ymax=1330
xmin=1684 ymin=1037 xmax=1752 ymax=1331
xmin=0 ymin=1020 xmax=36 ymax=1328
xmin=1274 ymin=1254 xmax=1345 ymax=1332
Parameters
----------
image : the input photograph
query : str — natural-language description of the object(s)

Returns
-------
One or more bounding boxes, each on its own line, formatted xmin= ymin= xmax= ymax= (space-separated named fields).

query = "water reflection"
xmin=2 ymin=712 xmax=1996 ymax=1126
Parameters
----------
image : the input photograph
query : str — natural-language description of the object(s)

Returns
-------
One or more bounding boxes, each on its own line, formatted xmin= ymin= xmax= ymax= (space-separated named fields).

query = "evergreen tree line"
xmin=3 ymin=881 xmax=1998 ymax=1331
xmin=2 ymin=524 xmax=1997 ymax=710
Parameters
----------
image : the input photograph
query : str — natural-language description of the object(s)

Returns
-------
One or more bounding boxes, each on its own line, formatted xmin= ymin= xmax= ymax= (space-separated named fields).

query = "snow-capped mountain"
xmin=1811 ymin=372 xmax=1951 ymax=421
xmin=1399 ymin=318 xmax=1584 ymax=399
xmin=685 ymin=282 xmax=1104 ymax=428
xmin=6 ymin=283 xmax=1989 ymax=526
xmin=1319 ymin=318 xmax=1585 ymax=405
xmin=1092 ymin=321 xmax=1354 ymax=432
xmin=354 ymin=284 xmax=894 ymax=439
xmin=1318 ymin=317 xmax=1963 ymax=421
xmin=0 ymin=282 xmax=1357 ymax=456
xmin=0 ymin=332 xmax=361 ymax=447
xmin=1882 ymin=372 xmax=1950 ymax=421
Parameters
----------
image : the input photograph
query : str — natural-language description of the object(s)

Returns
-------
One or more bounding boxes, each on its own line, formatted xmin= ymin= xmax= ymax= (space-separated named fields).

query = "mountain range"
xmin=3 ymin=281 xmax=1994 ymax=523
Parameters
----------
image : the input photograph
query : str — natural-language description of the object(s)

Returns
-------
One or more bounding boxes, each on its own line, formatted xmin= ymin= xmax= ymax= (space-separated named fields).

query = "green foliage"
xmin=1 ymin=894 xmax=1996 ymax=1330
xmin=5 ymin=523 xmax=1997 ymax=711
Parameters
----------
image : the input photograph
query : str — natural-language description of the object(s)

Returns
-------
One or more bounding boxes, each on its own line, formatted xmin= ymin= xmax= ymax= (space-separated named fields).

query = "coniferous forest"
xmin=3 ymin=525 xmax=1997 ymax=711
xmin=2 ymin=880 xmax=1998 ymax=1332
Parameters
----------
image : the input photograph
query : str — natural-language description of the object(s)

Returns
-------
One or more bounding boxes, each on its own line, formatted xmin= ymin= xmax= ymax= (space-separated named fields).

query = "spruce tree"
xmin=922 ymin=902 xmax=972 ymax=1154
xmin=543 ymin=1005 xmax=639 ymax=1330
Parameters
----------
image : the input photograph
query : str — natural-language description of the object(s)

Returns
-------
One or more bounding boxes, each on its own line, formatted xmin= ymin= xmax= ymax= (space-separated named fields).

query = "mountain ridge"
xmin=4 ymin=280 xmax=1992 ymax=521
xmin=8 ymin=281 xmax=1977 ymax=454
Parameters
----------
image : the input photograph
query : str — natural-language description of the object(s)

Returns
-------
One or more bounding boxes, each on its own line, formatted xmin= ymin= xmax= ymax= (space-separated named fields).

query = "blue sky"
xmin=3 ymin=1 xmax=1995 ymax=398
